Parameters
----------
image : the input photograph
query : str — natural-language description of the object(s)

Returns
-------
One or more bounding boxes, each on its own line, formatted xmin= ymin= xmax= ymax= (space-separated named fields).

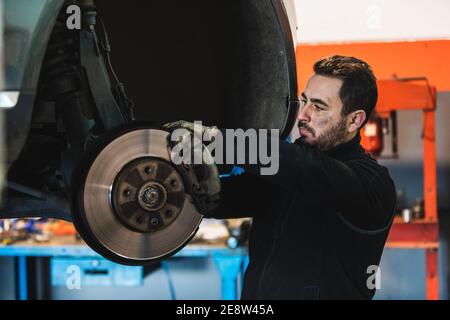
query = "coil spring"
xmin=40 ymin=14 xmax=81 ymax=100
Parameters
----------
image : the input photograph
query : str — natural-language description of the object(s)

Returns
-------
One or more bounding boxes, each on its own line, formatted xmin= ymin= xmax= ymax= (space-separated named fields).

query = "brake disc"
xmin=71 ymin=127 xmax=203 ymax=265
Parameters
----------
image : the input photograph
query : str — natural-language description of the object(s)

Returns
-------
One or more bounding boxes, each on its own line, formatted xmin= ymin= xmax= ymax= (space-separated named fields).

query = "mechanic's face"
xmin=298 ymin=74 xmax=365 ymax=151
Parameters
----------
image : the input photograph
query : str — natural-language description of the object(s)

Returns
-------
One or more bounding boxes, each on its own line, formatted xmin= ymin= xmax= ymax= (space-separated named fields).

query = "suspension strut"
xmin=39 ymin=3 xmax=134 ymax=150
xmin=39 ymin=12 xmax=95 ymax=150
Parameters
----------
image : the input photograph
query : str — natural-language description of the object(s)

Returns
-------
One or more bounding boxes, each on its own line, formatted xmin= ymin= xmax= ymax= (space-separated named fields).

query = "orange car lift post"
xmin=375 ymin=79 xmax=439 ymax=300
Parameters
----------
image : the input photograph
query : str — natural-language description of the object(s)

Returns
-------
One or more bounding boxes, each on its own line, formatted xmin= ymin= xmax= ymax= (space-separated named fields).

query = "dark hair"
xmin=313 ymin=55 xmax=378 ymax=127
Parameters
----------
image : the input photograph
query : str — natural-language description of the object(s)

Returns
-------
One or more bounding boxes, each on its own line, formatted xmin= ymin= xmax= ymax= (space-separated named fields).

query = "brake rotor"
xmin=71 ymin=127 xmax=203 ymax=265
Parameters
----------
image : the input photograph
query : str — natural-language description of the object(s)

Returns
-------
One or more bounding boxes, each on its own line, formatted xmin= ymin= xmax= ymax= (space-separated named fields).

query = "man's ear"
xmin=347 ymin=110 xmax=366 ymax=133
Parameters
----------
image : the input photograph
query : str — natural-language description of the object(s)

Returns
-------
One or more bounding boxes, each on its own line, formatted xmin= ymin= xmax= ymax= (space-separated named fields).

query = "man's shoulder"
xmin=346 ymin=151 xmax=389 ymax=175
xmin=347 ymin=153 xmax=397 ymax=205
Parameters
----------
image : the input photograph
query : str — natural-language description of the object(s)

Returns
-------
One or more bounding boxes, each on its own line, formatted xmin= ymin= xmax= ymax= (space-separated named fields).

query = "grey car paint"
xmin=3 ymin=0 xmax=64 ymax=167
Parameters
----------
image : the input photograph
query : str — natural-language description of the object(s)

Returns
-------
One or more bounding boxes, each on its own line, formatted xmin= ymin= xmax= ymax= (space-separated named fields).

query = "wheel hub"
xmin=111 ymin=157 xmax=185 ymax=234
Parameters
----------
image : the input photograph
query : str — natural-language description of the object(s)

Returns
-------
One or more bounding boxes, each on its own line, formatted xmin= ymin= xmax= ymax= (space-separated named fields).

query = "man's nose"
xmin=298 ymin=103 xmax=312 ymax=123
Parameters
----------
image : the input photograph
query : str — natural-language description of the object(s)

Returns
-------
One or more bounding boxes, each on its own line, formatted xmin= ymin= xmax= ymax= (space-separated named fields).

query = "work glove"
xmin=163 ymin=120 xmax=221 ymax=215
xmin=163 ymin=120 xmax=220 ymax=142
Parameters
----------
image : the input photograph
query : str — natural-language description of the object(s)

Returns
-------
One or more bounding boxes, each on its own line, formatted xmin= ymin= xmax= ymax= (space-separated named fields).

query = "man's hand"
xmin=163 ymin=120 xmax=220 ymax=142
xmin=163 ymin=120 xmax=221 ymax=216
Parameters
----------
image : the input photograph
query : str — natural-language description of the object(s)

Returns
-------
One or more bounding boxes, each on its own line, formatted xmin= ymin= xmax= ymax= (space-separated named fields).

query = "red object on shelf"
xmin=373 ymin=79 xmax=439 ymax=300
xmin=361 ymin=117 xmax=383 ymax=156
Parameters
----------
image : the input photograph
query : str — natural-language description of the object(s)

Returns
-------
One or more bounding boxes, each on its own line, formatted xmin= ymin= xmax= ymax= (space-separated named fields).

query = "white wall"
xmin=294 ymin=0 xmax=450 ymax=43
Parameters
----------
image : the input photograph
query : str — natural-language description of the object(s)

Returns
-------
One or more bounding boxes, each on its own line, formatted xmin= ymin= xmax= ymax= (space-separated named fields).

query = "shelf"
xmin=386 ymin=218 xmax=439 ymax=249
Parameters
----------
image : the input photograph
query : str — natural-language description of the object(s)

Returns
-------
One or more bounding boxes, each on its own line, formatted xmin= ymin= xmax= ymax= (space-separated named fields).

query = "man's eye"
xmin=314 ymin=105 xmax=324 ymax=111
xmin=301 ymin=99 xmax=307 ymax=104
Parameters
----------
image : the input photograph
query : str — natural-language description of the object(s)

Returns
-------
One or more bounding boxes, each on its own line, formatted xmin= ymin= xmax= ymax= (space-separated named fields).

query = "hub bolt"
xmin=150 ymin=217 xmax=160 ymax=226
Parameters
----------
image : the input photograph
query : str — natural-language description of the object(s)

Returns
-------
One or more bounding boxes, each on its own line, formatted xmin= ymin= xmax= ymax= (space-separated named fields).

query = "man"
xmin=167 ymin=55 xmax=396 ymax=299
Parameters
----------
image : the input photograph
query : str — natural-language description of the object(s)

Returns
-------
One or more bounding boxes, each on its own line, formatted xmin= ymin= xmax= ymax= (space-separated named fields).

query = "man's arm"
xmin=237 ymin=135 xmax=396 ymax=230
xmin=204 ymin=172 xmax=274 ymax=220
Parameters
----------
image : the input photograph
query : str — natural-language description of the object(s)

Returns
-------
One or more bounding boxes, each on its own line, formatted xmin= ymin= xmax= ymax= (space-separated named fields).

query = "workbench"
xmin=0 ymin=236 xmax=248 ymax=300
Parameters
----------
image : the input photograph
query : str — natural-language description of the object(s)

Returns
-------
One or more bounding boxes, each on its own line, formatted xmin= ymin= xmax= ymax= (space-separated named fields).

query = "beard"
xmin=300 ymin=118 xmax=348 ymax=151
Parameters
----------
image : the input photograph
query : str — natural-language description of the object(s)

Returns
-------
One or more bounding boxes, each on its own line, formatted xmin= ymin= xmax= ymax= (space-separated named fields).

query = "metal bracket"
xmin=79 ymin=10 xmax=128 ymax=130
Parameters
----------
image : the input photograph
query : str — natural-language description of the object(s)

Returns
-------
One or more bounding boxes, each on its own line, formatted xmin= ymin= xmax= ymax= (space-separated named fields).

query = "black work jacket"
xmin=206 ymin=134 xmax=397 ymax=300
